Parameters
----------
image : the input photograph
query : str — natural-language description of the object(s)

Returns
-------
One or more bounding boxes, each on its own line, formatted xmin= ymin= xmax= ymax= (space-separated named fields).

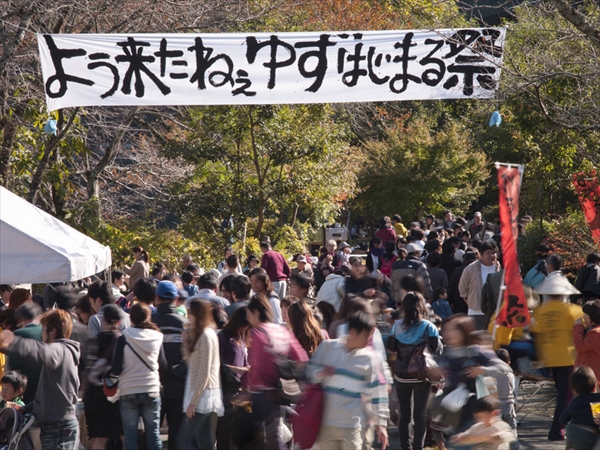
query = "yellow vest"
xmin=487 ymin=313 xmax=526 ymax=349
xmin=531 ymin=300 xmax=583 ymax=368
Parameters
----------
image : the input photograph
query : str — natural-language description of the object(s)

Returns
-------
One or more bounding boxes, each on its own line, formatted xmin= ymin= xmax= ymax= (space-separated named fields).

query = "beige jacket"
xmin=459 ymin=260 xmax=501 ymax=312
xmin=126 ymin=259 xmax=149 ymax=290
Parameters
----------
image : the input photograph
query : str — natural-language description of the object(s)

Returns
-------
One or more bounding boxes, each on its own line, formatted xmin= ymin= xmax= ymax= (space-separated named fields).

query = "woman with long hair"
xmin=179 ymin=298 xmax=224 ymax=450
xmin=288 ymin=301 xmax=325 ymax=356
xmin=386 ymin=292 xmax=440 ymax=450
xmin=216 ymin=306 xmax=250 ymax=450
xmin=109 ymin=303 xmax=164 ymax=450
xmin=124 ymin=246 xmax=150 ymax=290
xmin=84 ymin=304 xmax=123 ymax=449
xmin=7 ymin=288 xmax=31 ymax=310
xmin=248 ymin=267 xmax=283 ymax=324
xmin=244 ymin=294 xmax=308 ymax=449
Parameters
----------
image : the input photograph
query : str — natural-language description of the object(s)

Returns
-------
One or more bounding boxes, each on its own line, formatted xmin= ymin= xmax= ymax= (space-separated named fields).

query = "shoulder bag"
xmin=103 ymin=338 xmax=155 ymax=397
xmin=407 ymin=328 xmax=442 ymax=383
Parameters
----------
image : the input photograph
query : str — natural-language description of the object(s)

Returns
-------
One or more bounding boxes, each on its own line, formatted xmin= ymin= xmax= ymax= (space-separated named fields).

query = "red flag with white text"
xmin=496 ymin=164 xmax=531 ymax=328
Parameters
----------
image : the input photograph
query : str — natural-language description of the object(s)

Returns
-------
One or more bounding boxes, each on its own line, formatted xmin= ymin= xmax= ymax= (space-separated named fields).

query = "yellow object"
xmin=488 ymin=313 xmax=526 ymax=350
xmin=531 ymin=300 xmax=583 ymax=368
xmin=393 ymin=222 xmax=408 ymax=238
xmin=488 ymin=312 xmax=512 ymax=349
xmin=591 ymin=402 xmax=600 ymax=419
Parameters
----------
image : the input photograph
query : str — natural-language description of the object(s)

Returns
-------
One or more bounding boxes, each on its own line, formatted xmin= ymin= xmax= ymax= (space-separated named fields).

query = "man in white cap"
xmin=531 ymin=275 xmax=583 ymax=441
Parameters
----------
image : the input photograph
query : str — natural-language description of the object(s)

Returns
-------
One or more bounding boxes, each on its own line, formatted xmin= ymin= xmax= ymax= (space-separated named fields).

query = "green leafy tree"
xmin=354 ymin=112 xmax=488 ymax=221
xmin=164 ymin=104 xmax=357 ymax=239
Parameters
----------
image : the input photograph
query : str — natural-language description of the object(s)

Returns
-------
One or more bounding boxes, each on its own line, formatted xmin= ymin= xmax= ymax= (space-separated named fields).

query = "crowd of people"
xmin=0 ymin=210 xmax=598 ymax=450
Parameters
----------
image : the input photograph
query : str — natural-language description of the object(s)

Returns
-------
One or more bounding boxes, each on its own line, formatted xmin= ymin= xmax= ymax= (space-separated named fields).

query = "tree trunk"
xmin=84 ymin=107 xmax=139 ymax=220
xmin=49 ymin=146 xmax=67 ymax=219
xmin=547 ymin=0 xmax=600 ymax=50
xmin=0 ymin=118 xmax=17 ymax=188
xmin=28 ymin=108 xmax=79 ymax=203
xmin=415 ymin=198 xmax=431 ymax=222
xmin=290 ymin=202 xmax=299 ymax=227
xmin=255 ymin=191 xmax=265 ymax=240
xmin=247 ymin=106 xmax=267 ymax=240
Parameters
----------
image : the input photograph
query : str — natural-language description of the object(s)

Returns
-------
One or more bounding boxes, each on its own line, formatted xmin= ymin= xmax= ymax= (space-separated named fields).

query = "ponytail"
xmin=132 ymin=246 xmax=149 ymax=263
xmin=130 ymin=303 xmax=160 ymax=332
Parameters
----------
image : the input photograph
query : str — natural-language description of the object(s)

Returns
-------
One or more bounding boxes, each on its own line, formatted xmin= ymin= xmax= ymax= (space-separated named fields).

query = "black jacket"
xmin=391 ymin=256 xmax=433 ymax=302
xmin=447 ymin=263 xmax=469 ymax=314
xmin=439 ymin=255 xmax=462 ymax=280
xmin=575 ymin=263 xmax=600 ymax=298
xmin=152 ymin=303 xmax=187 ymax=398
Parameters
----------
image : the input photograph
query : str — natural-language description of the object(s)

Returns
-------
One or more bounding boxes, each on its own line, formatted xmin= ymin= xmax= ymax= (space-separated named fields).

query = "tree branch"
xmin=535 ymin=85 xmax=600 ymax=130
xmin=546 ymin=0 xmax=600 ymax=50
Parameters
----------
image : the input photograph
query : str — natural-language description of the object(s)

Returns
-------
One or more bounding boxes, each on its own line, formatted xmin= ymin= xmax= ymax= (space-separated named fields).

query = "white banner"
xmin=38 ymin=29 xmax=506 ymax=110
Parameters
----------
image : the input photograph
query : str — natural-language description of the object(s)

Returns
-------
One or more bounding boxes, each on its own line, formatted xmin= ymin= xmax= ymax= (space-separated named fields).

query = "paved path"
xmin=160 ymin=415 xmax=565 ymax=449
xmin=516 ymin=415 xmax=564 ymax=450
xmin=158 ymin=380 xmax=567 ymax=449
xmin=383 ymin=414 xmax=565 ymax=449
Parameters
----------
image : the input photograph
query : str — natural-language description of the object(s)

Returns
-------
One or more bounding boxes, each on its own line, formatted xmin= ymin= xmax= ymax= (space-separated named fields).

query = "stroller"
xmin=0 ymin=408 xmax=36 ymax=450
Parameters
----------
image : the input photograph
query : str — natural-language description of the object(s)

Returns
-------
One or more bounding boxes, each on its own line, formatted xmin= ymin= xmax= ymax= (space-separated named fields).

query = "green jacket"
xmin=0 ymin=396 xmax=25 ymax=409
xmin=8 ymin=323 xmax=43 ymax=382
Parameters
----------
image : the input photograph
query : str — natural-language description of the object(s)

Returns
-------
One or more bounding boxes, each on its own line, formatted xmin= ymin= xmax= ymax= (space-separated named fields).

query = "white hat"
xmin=405 ymin=243 xmax=422 ymax=254
xmin=454 ymin=249 xmax=465 ymax=261
xmin=533 ymin=274 xmax=581 ymax=295
xmin=338 ymin=241 xmax=350 ymax=251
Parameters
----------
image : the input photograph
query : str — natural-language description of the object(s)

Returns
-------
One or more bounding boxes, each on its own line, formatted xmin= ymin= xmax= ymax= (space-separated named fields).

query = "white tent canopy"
xmin=0 ymin=187 xmax=112 ymax=284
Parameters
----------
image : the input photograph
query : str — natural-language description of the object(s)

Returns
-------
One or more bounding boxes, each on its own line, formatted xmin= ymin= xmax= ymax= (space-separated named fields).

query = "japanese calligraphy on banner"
xmin=573 ymin=171 xmax=600 ymax=245
xmin=495 ymin=163 xmax=531 ymax=328
xmin=38 ymin=28 xmax=506 ymax=111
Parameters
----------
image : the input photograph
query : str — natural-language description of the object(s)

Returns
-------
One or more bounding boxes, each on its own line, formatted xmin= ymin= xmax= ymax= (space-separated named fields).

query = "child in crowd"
xmin=450 ymin=396 xmax=516 ymax=449
xmin=308 ymin=312 xmax=390 ymax=450
xmin=0 ymin=372 xmax=26 ymax=409
xmin=431 ymin=314 xmax=443 ymax=332
xmin=560 ymin=366 xmax=600 ymax=450
xmin=431 ymin=287 xmax=453 ymax=319
xmin=175 ymin=288 xmax=188 ymax=318
xmin=181 ymin=271 xmax=198 ymax=298
xmin=495 ymin=349 xmax=519 ymax=449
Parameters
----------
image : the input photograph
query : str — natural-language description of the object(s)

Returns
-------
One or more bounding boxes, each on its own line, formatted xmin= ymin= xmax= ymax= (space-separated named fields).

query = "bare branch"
xmin=546 ymin=0 xmax=600 ymax=50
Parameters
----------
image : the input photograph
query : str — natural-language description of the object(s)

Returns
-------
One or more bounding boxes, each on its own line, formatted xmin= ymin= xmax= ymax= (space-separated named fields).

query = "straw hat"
xmin=533 ymin=274 xmax=581 ymax=295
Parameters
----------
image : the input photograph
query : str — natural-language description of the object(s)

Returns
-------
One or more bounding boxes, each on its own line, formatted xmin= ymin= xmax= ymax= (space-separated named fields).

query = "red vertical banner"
xmin=573 ymin=171 xmax=600 ymax=245
xmin=496 ymin=164 xmax=531 ymax=328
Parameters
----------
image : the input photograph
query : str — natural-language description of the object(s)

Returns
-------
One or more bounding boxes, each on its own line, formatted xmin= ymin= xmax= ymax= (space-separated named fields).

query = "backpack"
xmin=0 ymin=408 xmax=35 ymax=450
xmin=523 ymin=260 xmax=546 ymax=288
xmin=380 ymin=255 xmax=398 ymax=277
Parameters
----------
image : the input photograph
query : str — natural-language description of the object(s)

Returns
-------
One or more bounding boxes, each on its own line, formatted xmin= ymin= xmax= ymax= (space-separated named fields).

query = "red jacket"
xmin=261 ymin=250 xmax=291 ymax=282
xmin=375 ymin=226 xmax=396 ymax=246
xmin=573 ymin=323 xmax=600 ymax=384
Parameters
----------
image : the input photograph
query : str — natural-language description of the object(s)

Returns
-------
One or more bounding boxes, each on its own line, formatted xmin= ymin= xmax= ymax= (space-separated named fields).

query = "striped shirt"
xmin=307 ymin=338 xmax=390 ymax=428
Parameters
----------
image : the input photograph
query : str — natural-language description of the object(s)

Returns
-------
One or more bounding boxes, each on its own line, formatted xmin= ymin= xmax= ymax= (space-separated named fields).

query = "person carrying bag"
xmin=385 ymin=292 xmax=441 ymax=450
